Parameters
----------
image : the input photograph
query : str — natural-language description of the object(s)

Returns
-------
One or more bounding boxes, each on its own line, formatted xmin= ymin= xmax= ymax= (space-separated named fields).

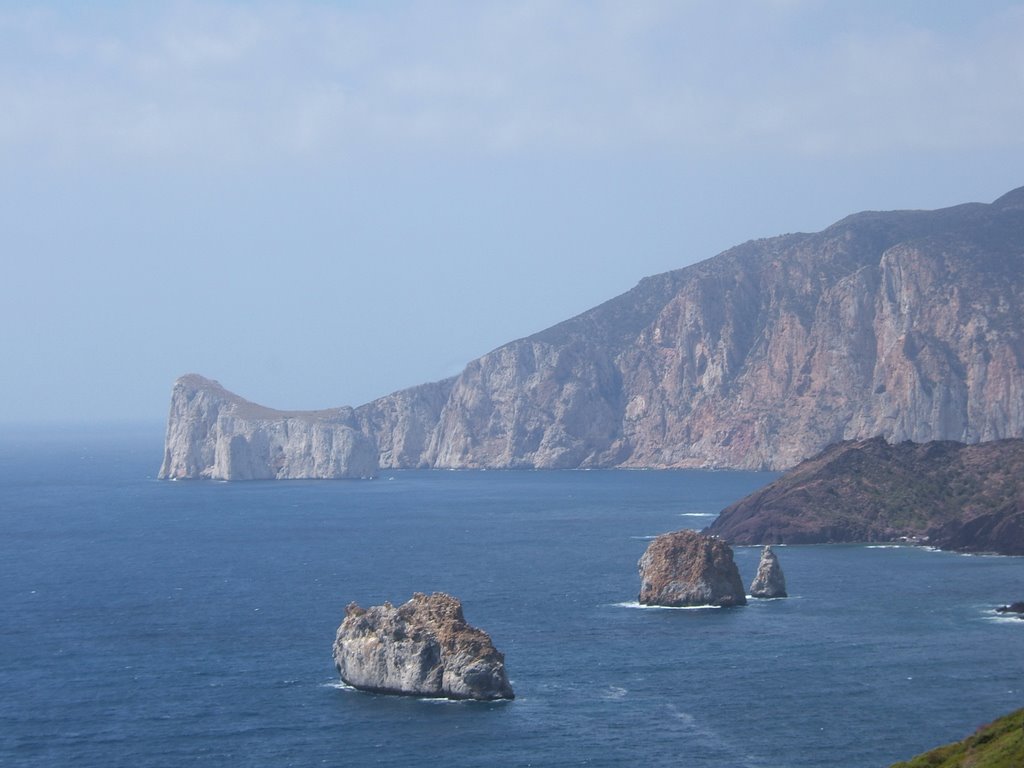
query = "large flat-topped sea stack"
xmin=159 ymin=374 xmax=378 ymax=480
xmin=638 ymin=530 xmax=746 ymax=607
xmin=333 ymin=592 xmax=514 ymax=701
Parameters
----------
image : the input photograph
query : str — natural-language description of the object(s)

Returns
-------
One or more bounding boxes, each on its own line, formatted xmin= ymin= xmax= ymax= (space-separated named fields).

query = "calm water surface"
xmin=1 ymin=426 xmax=1022 ymax=767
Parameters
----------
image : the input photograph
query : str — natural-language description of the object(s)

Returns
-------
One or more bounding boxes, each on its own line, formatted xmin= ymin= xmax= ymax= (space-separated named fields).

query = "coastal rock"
xmin=163 ymin=187 xmax=1024 ymax=474
xmin=638 ymin=530 xmax=746 ymax=607
xmin=333 ymin=592 xmax=514 ymax=701
xmin=705 ymin=437 xmax=1024 ymax=555
xmin=158 ymin=375 xmax=378 ymax=480
xmin=749 ymin=546 xmax=787 ymax=598
xmin=996 ymin=602 xmax=1024 ymax=619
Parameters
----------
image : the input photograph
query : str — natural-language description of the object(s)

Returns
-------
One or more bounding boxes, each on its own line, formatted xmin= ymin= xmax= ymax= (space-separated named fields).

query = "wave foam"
xmin=321 ymin=680 xmax=356 ymax=691
xmin=985 ymin=614 xmax=1024 ymax=625
xmin=611 ymin=601 xmax=723 ymax=611
xmin=680 ymin=512 xmax=715 ymax=517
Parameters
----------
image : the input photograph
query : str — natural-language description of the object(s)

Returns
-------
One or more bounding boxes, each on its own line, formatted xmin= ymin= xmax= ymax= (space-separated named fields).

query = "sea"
xmin=1 ymin=425 xmax=1022 ymax=768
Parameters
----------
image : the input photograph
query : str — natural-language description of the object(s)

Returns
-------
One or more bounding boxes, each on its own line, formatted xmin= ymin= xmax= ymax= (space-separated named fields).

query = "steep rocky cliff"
xmin=159 ymin=374 xmax=378 ymax=480
xmin=162 ymin=187 xmax=1024 ymax=475
xmin=705 ymin=437 xmax=1024 ymax=555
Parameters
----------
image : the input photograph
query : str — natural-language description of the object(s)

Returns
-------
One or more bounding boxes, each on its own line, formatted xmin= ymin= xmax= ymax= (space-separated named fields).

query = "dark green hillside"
xmin=890 ymin=708 xmax=1024 ymax=768
xmin=705 ymin=437 xmax=1024 ymax=554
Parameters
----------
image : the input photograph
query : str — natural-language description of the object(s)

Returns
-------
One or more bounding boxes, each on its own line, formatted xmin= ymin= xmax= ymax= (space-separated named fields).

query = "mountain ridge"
xmin=160 ymin=186 xmax=1024 ymax=479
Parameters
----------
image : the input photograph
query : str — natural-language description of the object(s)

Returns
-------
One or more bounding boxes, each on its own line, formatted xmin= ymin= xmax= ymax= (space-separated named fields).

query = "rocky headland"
xmin=637 ymin=530 xmax=746 ymax=607
xmin=749 ymin=545 xmax=787 ymax=598
xmin=159 ymin=374 xmax=379 ymax=480
xmin=162 ymin=186 xmax=1024 ymax=477
xmin=333 ymin=592 xmax=514 ymax=701
xmin=705 ymin=437 xmax=1024 ymax=555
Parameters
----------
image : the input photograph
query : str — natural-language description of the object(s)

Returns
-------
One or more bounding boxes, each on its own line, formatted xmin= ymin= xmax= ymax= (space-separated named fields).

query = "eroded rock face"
xmin=638 ymin=530 xmax=746 ymax=607
xmin=158 ymin=375 xmax=378 ymax=480
xmin=749 ymin=546 xmax=787 ymax=598
xmin=333 ymin=592 xmax=514 ymax=701
xmin=162 ymin=187 xmax=1024 ymax=474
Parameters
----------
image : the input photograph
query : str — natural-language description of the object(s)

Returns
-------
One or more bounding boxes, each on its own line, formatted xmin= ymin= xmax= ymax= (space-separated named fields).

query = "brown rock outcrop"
xmin=637 ymin=529 xmax=746 ymax=607
xmin=333 ymin=592 xmax=514 ymax=700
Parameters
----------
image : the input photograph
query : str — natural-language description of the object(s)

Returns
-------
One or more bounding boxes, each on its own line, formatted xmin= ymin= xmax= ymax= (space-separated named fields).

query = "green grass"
xmin=890 ymin=708 xmax=1024 ymax=767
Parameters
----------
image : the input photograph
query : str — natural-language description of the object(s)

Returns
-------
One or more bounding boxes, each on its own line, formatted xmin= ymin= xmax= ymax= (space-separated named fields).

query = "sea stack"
xmin=333 ymin=592 xmax=514 ymax=700
xmin=638 ymin=529 xmax=746 ymax=607
xmin=749 ymin=545 xmax=787 ymax=598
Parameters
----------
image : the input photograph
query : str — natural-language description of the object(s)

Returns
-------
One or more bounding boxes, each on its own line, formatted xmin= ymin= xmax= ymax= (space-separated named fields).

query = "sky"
xmin=2 ymin=0 xmax=1023 ymax=425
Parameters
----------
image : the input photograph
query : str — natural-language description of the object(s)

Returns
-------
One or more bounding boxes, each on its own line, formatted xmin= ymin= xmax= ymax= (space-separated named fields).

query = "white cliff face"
xmin=158 ymin=375 xmax=377 ymax=480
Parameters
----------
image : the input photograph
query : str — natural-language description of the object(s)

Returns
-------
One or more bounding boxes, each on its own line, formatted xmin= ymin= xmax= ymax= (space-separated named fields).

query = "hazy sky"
xmin=2 ymin=1 xmax=1023 ymax=425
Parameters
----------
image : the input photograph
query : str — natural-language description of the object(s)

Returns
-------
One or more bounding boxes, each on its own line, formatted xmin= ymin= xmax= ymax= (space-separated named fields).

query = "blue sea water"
xmin=1 ymin=426 xmax=1023 ymax=768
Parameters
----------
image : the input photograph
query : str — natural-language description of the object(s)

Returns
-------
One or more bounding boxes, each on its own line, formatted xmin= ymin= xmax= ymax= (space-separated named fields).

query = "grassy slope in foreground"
xmin=891 ymin=708 xmax=1024 ymax=767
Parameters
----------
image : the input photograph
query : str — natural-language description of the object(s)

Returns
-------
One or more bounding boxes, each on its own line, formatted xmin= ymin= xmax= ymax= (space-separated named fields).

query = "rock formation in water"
xmin=162 ymin=186 xmax=1024 ymax=476
xmin=749 ymin=545 xmax=787 ymax=598
xmin=996 ymin=602 xmax=1024 ymax=619
xmin=705 ymin=437 xmax=1024 ymax=555
xmin=159 ymin=374 xmax=378 ymax=480
xmin=637 ymin=529 xmax=746 ymax=607
xmin=333 ymin=592 xmax=514 ymax=701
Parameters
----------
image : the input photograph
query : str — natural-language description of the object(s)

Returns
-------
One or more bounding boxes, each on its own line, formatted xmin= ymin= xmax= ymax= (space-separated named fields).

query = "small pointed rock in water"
xmin=749 ymin=545 xmax=787 ymax=598
xmin=333 ymin=592 xmax=514 ymax=700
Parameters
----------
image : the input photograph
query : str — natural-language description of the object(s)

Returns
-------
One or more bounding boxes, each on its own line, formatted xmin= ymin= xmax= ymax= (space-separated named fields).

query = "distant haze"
xmin=2 ymin=1 xmax=1023 ymax=424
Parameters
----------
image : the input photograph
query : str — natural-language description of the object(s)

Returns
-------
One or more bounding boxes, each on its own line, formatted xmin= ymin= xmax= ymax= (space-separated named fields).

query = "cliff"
xmin=333 ymin=592 xmax=514 ymax=701
xmin=890 ymin=707 xmax=1024 ymax=767
xmin=158 ymin=374 xmax=378 ymax=480
xmin=704 ymin=437 xmax=1024 ymax=555
xmin=162 ymin=186 xmax=1024 ymax=476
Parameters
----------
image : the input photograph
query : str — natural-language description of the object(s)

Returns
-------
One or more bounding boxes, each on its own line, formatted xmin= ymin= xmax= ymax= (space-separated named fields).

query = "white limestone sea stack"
xmin=333 ymin=592 xmax=514 ymax=701
xmin=159 ymin=374 xmax=378 ymax=480
xmin=749 ymin=545 xmax=788 ymax=598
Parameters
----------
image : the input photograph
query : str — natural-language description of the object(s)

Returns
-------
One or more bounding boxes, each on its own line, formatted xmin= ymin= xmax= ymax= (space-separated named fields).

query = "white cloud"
xmin=1 ymin=1 xmax=1023 ymax=167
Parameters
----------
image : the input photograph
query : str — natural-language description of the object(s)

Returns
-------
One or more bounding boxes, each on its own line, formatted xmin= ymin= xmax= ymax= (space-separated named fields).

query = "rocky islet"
xmin=749 ymin=545 xmax=788 ymax=598
xmin=333 ymin=592 xmax=514 ymax=701
xmin=637 ymin=529 xmax=748 ymax=607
